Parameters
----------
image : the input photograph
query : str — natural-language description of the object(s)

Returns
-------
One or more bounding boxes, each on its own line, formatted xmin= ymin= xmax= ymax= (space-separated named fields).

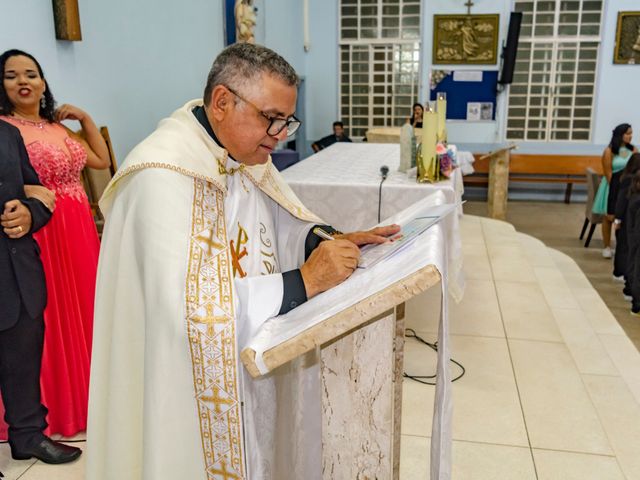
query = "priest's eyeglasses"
xmin=226 ymin=86 xmax=301 ymax=137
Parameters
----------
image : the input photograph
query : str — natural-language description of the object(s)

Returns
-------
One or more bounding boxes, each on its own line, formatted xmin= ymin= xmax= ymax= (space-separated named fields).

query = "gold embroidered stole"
xmin=185 ymin=179 xmax=245 ymax=480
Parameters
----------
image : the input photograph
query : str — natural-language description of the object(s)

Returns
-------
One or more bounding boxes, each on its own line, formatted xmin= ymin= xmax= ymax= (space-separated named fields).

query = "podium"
xmin=480 ymin=144 xmax=517 ymax=220
xmin=242 ymin=265 xmax=440 ymax=478
xmin=240 ymin=198 xmax=459 ymax=479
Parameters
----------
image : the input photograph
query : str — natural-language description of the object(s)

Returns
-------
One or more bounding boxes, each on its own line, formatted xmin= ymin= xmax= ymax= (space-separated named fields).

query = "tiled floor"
xmin=3 ymin=210 xmax=638 ymax=479
xmin=464 ymin=200 xmax=640 ymax=351
xmin=400 ymin=214 xmax=640 ymax=479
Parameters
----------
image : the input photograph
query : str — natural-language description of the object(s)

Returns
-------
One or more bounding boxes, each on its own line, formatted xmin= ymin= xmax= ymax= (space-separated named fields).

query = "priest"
xmin=86 ymin=43 xmax=398 ymax=480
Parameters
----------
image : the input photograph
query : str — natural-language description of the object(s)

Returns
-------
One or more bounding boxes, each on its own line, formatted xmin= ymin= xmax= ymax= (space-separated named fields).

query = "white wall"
xmin=593 ymin=0 xmax=640 ymax=147
xmin=0 ymin=0 xmax=224 ymax=162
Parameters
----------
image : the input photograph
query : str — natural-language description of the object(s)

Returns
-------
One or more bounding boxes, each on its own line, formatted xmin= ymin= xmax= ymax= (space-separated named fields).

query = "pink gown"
xmin=0 ymin=116 xmax=99 ymax=438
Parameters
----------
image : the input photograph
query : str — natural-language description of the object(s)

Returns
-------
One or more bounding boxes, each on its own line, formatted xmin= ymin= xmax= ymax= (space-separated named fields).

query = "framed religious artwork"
xmin=52 ymin=0 xmax=82 ymax=41
xmin=614 ymin=11 xmax=640 ymax=64
xmin=433 ymin=14 xmax=499 ymax=65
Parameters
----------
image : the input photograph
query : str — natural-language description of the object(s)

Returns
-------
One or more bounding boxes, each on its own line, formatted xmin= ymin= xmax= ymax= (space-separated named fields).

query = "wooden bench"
xmin=464 ymin=154 xmax=604 ymax=203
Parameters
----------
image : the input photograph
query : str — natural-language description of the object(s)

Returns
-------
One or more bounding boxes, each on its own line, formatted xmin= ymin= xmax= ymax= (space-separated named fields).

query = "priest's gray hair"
xmin=203 ymin=43 xmax=299 ymax=106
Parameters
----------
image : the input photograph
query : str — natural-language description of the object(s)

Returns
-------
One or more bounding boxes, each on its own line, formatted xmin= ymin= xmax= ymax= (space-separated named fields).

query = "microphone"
xmin=377 ymin=165 xmax=389 ymax=223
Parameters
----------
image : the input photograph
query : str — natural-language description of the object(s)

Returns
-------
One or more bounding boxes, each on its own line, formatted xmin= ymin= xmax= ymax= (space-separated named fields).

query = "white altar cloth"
xmin=281 ymin=142 xmax=464 ymax=300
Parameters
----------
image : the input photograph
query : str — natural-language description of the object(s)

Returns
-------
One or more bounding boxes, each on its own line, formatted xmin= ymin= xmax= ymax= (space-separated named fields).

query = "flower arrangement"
xmin=437 ymin=143 xmax=458 ymax=178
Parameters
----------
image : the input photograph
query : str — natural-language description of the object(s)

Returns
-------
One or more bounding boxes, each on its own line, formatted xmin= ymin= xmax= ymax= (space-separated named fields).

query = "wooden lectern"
xmin=241 ymin=265 xmax=441 ymax=479
xmin=480 ymin=144 xmax=518 ymax=220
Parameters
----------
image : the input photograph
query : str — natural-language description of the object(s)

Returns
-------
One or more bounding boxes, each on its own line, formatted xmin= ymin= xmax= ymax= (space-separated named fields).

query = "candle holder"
xmin=417 ymin=102 xmax=439 ymax=183
xmin=436 ymin=92 xmax=447 ymax=144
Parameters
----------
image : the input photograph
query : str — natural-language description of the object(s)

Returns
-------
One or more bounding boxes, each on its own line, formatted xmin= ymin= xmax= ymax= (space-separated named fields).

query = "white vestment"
xmin=86 ymin=100 xmax=324 ymax=480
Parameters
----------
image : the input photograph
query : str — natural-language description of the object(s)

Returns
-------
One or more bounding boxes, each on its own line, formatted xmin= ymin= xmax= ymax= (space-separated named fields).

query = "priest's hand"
xmin=335 ymin=224 xmax=401 ymax=246
xmin=300 ymin=239 xmax=361 ymax=298
xmin=1 ymin=199 xmax=33 ymax=239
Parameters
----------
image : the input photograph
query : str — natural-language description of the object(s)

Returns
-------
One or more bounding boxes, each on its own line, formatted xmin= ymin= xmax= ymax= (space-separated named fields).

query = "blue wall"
xmin=3 ymin=0 xmax=638 ymax=162
xmin=0 ymin=0 xmax=224 ymax=162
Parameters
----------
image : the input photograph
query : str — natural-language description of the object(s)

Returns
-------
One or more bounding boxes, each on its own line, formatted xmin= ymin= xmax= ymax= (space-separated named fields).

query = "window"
xmin=506 ymin=0 xmax=603 ymax=142
xmin=339 ymin=0 xmax=421 ymax=139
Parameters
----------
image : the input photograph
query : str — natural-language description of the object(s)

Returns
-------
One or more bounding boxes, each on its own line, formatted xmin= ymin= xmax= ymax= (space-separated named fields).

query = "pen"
xmin=313 ymin=227 xmax=335 ymax=241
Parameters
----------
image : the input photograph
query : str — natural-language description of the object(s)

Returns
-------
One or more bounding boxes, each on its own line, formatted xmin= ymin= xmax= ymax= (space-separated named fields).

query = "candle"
xmin=418 ymin=102 xmax=438 ymax=183
xmin=436 ymin=91 xmax=447 ymax=143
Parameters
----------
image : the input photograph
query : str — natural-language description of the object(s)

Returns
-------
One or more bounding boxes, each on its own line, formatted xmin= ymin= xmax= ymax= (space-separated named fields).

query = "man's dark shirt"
xmin=313 ymin=133 xmax=352 ymax=151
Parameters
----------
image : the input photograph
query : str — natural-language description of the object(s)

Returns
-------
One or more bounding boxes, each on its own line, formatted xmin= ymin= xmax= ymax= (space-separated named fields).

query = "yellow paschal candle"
xmin=436 ymin=92 xmax=447 ymax=143
xmin=418 ymin=103 xmax=438 ymax=182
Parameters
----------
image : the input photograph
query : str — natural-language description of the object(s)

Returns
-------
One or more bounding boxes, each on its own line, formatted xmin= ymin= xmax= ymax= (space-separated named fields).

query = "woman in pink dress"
xmin=0 ymin=49 xmax=110 ymax=437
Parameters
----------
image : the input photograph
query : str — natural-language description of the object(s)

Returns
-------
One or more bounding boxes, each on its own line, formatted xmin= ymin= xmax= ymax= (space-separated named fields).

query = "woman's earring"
xmin=40 ymin=96 xmax=46 ymax=110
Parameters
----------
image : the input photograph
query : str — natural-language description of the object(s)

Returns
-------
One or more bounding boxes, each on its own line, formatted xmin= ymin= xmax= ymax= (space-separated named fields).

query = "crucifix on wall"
xmin=52 ymin=0 xmax=82 ymax=41
xmin=465 ymin=0 xmax=474 ymax=15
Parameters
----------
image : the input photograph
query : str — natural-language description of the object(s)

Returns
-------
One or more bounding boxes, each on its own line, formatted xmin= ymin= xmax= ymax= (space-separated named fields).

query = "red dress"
xmin=0 ymin=116 xmax=99 ymax=437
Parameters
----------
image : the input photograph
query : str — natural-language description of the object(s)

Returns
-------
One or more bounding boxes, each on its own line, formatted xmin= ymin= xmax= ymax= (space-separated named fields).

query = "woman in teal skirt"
xmin=593 ymin=123 xmax=636 ymax=258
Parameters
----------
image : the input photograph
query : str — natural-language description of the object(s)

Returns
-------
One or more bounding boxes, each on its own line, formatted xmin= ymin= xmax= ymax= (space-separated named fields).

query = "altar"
xmin=281 ymin=142 xmax=465 ymax=300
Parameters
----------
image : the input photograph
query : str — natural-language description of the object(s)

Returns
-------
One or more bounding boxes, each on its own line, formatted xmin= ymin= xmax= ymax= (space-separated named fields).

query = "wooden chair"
xmin=79 ymin=126 xmax=117 ymax=235
xmin=580 ymin=167 xmax=604 ymax=248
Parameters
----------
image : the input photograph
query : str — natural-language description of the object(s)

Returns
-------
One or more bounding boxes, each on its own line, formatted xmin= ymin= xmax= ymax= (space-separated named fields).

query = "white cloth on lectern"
xmin=246 ymin=191 xmax=454 ymax=479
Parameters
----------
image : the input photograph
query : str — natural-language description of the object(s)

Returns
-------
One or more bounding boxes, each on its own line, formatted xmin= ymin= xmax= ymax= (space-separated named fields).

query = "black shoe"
xmin=11 ymin=437 xmax=82 ymax=464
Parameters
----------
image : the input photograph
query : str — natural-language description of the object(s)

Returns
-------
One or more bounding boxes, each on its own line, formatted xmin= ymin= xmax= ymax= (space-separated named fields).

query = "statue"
xmin=235 ymin=0 xmax=256 ymax=44
xmin=460 ymin=18 xmax=479 ymax=58
xmin=633 ymin=24 xmax=640 ymax=52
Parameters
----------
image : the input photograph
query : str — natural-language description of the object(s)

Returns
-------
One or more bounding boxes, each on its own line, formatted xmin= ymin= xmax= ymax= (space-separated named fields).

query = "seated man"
xmin=311 ymin=121 xmax=352 ymax=152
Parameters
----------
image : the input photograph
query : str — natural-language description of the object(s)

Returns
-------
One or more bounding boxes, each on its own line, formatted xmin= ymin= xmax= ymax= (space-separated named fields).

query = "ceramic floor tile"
xmin=561 ymin=270 xmax=598 ymax=290
xmin=509 ymin=339 xmax=613 ymax=455
xmin=401 ymin=435 xmax=540 ymax=480
xmin=599 ymin=334 xmax=640 ymax=405
xmin=490 ymin=255 xmax=539 ymax=283
xmin=571 ymin=288 xmax=627 ymax=335
xmin=462 ymin=251 xmax=493 ymax=281
xmin=400 ymin=436 xmax=538 ymax=480
xmin=501 ymin=308 xmax=563 ymax=343
xmin=583 ymin=374 xmax=640 ymax=480
xmin=551 ymin=308 xmax=618 ymax=376
xmin=460 ymin=220 xmax=485 ymax=245
xmin=402 ymin=335 xmax=528 ymax=446
xmin=461 ymin=214 xmax=481 ymax=224
xmin=462 ymin=240 xmax=488 ymax=256
xmin=448 ymin=280 xmax=504 ymax=338
xmin=451 ymin=441 xmax=537 ymax=480
xmin=534 ymin=266 xmax=581 ymax=309
xmin=400 ymin=435 xmax=430 ymax=479
xmin=517 ymin=233 xmax=557 ymax=268
xmin=533 ymin=449 xmax=625 ymax=480
xmin=480 ymin=217 xmax=516 ymax=236
xmin=0 ymin=443 xmax=37 ymax=480
xmin=495 ymin=280 xmax=551 ymax=315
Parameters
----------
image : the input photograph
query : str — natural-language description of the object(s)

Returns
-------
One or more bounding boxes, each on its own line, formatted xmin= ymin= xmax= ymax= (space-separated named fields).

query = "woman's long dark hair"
xmin=0 ymin=49 xmax=56 ymax=122
xmin=621 ymin=153 xmax=640 ymax=182
xmin=610 ymin=123 xmax=634 ymax=155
